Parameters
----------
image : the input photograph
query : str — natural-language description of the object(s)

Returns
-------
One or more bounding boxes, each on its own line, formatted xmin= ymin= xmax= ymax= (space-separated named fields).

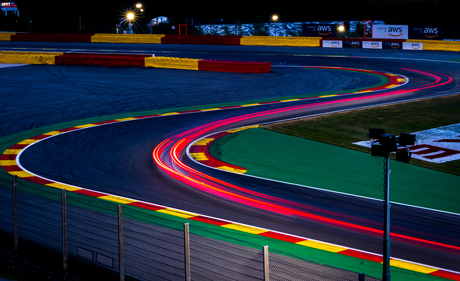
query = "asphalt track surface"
xmin=1 ymin=42 xmax=460 ymax=274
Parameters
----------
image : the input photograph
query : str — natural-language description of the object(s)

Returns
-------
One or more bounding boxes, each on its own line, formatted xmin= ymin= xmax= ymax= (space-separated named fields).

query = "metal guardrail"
xmin=0 ymin=175 xmax=380 ymax=281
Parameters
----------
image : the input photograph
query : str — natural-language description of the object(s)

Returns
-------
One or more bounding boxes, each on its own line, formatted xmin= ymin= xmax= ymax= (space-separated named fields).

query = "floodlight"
xmin=127 ymin=12 xmax=135 ymax=21
xmin=368 ymin=128 xmax=385 ymax=140
xmin=398 ymin=133 xmax=416 ymax=146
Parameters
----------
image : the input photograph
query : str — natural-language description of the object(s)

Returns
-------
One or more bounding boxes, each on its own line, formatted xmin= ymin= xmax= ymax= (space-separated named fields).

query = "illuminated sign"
xmin=302 ymin=24 xmax=337 ymax=37
xmin=372 ymin=25 xmax=408 ymax=39
xmin=409 ymin=26 xmax=444 ymax=40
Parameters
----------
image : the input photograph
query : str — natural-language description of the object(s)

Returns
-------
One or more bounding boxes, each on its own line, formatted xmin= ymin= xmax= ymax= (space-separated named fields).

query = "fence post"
xmin=13 ymin=175 xmax=18 ymax=253
xmin=263 ymin=245 xmax=269 ymax=281
xmin=184 ymin=223 xmax=190 ymax=281
xmin=118 ymin=205 xmax=124 ymax=281
xmin=359 ymin=272 xmax=365 ymax=281
xmin=62 ymin=189 xmax=68 ymax=274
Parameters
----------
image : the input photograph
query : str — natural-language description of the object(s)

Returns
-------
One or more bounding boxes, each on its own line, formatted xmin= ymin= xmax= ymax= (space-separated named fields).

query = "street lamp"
xmin=367 ymin=129 xmax=416 ymax=281
xmin=272 ymin=15 xmax=279 ymax=36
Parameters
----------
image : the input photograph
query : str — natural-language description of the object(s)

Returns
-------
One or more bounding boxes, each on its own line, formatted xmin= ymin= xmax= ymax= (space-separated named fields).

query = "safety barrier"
xmin=0 ymin=51 xmax=63 ymax=64
xmin=0 ymin=33 xmax=14 ymax=41
xmin=2 ymin=32 xmax=460 ymax=52
xmin=161 ymin=34 xmax=242 ymax=45
xmin=91 ymin=33 xmax=164 ymax=44
xmin=0 ymin=51 xmax=271 ymax=73
xmin=145 ymin=56 xmax=200 ymax=70
xmin=198 ymin=59 xmax=271 ymax=73
xmin=405 ymin=39 xmax=460 ymax=52
xmin=10 ymin=33 xmax=93 ymax=42
xmin=241 ymin=36 xmax=321 ymax=47
xmin=55 ymin=53 xmax=152 ymax=67
xmin=0 ymin=175 xmax=380 ymax=281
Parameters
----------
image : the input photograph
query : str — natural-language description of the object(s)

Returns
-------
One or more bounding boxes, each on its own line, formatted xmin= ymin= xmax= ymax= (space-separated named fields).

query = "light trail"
xmin=152 ymin=68 xmax=459 ymax=252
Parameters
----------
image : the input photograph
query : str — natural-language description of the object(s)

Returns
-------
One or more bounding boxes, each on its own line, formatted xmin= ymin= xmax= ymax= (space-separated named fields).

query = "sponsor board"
xmin=403 ymin=42 xmax=423 ymax=50
xmin=302 ymin=24 xmax=337 ymax=37
xmin=383 ymin=41 xmax=402 ymax=50
xmin=410 ymin=26 xmax=444 ymax=40
xmin=354 ymin=123 xmax=460 ymax=163
xmin=322 ymin=40 xmax=342 ymax=48
xmin=372 ymin=25 xmax=409 ymax=40
xmin=343 ymin=41 xmax=362 ymax=48
xmin=362 ymin=41 xmax=382 ymax=49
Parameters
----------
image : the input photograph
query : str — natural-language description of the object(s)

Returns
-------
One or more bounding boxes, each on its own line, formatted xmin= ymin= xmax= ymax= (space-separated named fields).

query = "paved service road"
xmin=2 ymin=42 xmax=460 ymax=275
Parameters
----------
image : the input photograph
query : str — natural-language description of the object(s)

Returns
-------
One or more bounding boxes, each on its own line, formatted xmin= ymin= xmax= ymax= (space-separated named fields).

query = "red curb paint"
xmin=258 ymin=231 xmax=306 ymax=243
xmin=189 ymin=216 xmax=229 ymax=226
xmin=73 ymin=189 xmax=107 ymax=197
xmin=430 ymin=270 xmax=460 ymax=281
xmin=340 ymin=249 xmax=383 ymax=263
xmin=127 ymin=201 xmax=166 ymax=211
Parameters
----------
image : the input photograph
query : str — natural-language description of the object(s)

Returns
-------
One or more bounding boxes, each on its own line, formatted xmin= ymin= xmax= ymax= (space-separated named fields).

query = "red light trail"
xmin=152 ymin=68 xmax=459 ymax=252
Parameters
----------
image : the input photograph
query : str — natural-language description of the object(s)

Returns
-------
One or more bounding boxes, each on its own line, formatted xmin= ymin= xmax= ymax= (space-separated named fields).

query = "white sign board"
xmin=403 ymin=42 xmax=423 ymax=50
xmin=362 ymin=41 xmax=382 ymax=49
xmin=372 ymin=25 xmax=409 ymax=39
xmin=322 ymin=40 xmax=343 ymax=48
xmin=354 ymin=123 xmax=460 ymax=163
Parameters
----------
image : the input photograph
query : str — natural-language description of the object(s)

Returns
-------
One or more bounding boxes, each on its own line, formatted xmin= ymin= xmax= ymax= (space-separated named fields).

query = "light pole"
xmin=367 ymin=129 xmax=416 ymax=281
xmin=272 ymin=15 xmax=278 ymax=36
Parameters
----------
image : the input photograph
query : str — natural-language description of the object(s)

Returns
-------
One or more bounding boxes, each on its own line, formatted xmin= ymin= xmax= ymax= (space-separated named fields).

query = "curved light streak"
xmin=153 ymin=68 xmax=459 ymax=252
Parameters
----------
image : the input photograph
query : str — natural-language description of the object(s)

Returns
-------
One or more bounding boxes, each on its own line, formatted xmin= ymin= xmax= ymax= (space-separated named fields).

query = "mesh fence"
xmin=0 ymin=176 xmax=381 ymax=281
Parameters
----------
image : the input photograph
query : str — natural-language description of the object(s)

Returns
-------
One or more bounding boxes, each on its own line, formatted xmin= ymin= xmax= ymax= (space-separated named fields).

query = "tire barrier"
xmin=145 ymin=56 xmax=200 ymax=70
xmin=10 ymin=33 xmax=93 ymax=42
xmin=55 ymin=53 xmax=153 ymax=67
xmin=161 ymin=34 xmax=242 ymax=45
xmin=91 ymin=34 xmax=164 ymax=44
xmin=198 ymin=59 xmax=271 ymax=73
xmin=0 ymin=51 xmax=63 ymax=65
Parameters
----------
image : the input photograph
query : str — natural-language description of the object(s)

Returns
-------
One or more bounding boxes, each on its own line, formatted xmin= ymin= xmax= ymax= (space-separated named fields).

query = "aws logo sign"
xmin=424 ymin=27 xmax=439 ymax=38
xmin=387 ymin=26 xmax=404 ymax=37
xmin=317 ymin=25 xmax=333 ymax=36
xmin=373 ymin=25 xmax=408 ymax=39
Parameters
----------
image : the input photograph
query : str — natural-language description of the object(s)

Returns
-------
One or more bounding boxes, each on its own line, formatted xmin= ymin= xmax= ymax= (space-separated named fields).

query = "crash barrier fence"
xmin=0 ymin=51 xmax=271 ymax=73
xmin=1 ymin=32 xmax=460 ymax=51
xmin=0 ymin=175 xmax=381 ymax=281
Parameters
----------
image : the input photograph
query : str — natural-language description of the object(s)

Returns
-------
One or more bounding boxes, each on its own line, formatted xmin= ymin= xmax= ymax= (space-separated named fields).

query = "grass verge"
xmin=265 ymin=94 xmax=460 ymax=176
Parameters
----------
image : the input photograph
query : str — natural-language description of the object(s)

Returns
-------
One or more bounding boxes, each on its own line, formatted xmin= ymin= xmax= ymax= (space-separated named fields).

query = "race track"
xmin=1 ymin=41 xmax=460 ymax=278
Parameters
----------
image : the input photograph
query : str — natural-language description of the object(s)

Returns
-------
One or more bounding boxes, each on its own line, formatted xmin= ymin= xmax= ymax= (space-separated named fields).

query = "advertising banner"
xmin=403 ymin=42 xmax=423 ymax=50
xmin=383 ymin=41 xmax=402 ymax=50
xmin=372 ymin=25 xmax=409 ymax=39
xmin=409 ymin=26 xmax=444 ymax=40
xmin=343 ymin=41 xmax=362 ymax=48
xmin=302 ymin=24 xmax=337 ymax=37
xmin=362 ymin=41 xmax=382 ymax=49
xmin=322 ymin=40 xmax=342 ymax=48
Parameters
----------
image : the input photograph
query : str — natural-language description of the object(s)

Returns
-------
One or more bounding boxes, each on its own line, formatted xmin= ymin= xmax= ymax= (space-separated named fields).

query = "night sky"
xmin=11 ymin=0 xmax=460 ymax=26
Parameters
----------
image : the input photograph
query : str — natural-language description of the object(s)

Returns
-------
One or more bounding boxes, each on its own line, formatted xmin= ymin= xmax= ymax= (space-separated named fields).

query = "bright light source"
xmin=127 ymin=12 xmax=135 ymax=20
xmin=272 ymin=15 xmax=278 ymax=21
xmin=338 ymin=25 xmax=345 ymax=32
xmin=135 ymin=3 xmax=142 ymax=8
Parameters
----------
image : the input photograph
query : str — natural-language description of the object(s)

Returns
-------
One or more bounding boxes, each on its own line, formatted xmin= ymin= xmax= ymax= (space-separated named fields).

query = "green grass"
xmin=265 ymin=94 xmax=460 ymax=176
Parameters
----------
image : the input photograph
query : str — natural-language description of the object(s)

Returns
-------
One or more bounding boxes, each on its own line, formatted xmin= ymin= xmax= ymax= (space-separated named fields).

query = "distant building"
xmin=1 ymin=1 xmax=19 ymax=16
